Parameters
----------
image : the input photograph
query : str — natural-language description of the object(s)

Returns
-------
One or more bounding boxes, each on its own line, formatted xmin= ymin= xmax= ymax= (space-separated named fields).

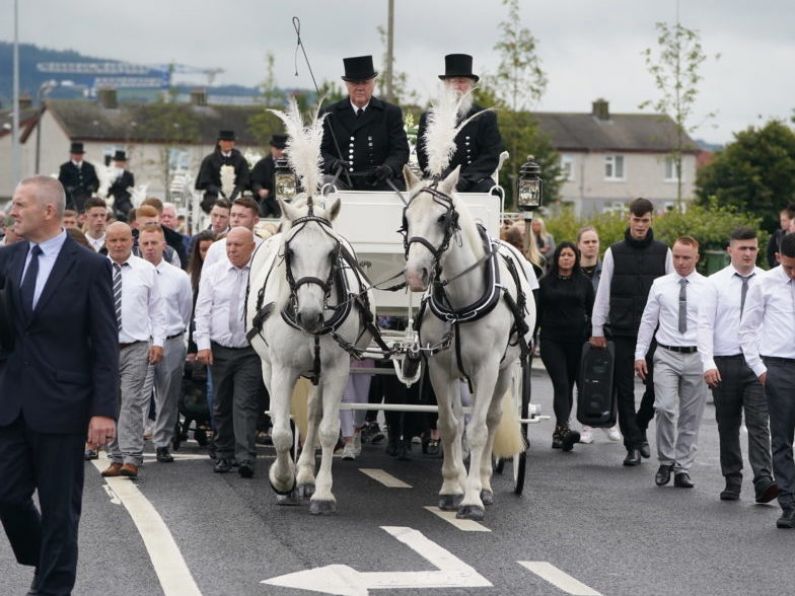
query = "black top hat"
xmin=270 ymin=134 xmax=288 ymax=149
xmin=439 ymin=54 xmax=479 ymax=82
xmin=218 ymin=130 xmax=236 ymax=141
xmin=112 ymin=150 xmax=127 ymax=162
xmin=341 ymin=56 xmax=378 ymax=82
xmin=70 ymin=141 xmax=85 ymax=154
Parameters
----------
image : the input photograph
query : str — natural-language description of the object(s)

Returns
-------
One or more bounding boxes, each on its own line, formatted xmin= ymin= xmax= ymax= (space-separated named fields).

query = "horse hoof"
xmin=456 ymin=504 xmax=485 ymax=521
xmin=276 ymin=489 xmax=301 ymax=507
xmin=480 ymin=490 xmax=494 ymax=506
xmin=438 ymin=494 xmax=463 ymax=511
xmin=298 ymin=484 xmax=315 ymax=500
xmin=269 ymin=476 xmax=296 ymax=496
xmin=309 ymin=499 xmax=337 ymax=516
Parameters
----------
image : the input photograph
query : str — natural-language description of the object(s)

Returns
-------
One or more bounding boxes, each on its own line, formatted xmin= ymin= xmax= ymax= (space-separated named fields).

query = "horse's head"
xmin=279 ymin=194 xmax=343 ymax=334
xmin=401 ymin=165 xmax=462 ymax=291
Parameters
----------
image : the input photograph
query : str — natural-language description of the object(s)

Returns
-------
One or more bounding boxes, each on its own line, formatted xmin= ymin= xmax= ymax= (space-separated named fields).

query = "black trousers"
xmin=612 ymin=336 xmax=656 ymax=449
xmin=763 ymin=358 xmax=795 ymax=510
xmin=540 ymin=338 xmax=582 ymax=427
xmin=0 ymin=416 xmax=85 ymax=596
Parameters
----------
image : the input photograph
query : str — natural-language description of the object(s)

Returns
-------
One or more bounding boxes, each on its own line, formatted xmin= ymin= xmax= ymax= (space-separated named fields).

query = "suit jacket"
xmin=58 ymin=161 xmax=100 ymax=212
xmin=321 ymin=96 xmax=409 ymax=191
xmin=107 ymin=170 xmax=135 ymax=216
xmin=416 ymin=104 xmax=503 ymax=191
xmin=0 ymin=236 xmax=119 ymax=434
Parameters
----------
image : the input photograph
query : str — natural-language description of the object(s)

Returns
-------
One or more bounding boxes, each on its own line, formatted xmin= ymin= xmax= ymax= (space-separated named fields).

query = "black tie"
xmin=736 ymin=272 xmax=755 ymax=315
xmin=678 ymin=278 xmax=688 ymax=333
xmin=355 ymin=108 xmax=363 ymax=119
xmin=20 ymin=245 xmax=43 ymax=317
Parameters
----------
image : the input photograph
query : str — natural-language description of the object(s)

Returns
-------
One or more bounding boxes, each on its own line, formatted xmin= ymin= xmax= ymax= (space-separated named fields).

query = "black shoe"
xmin=397 ymin=439 xmax=411 ymax=461
xmin=776 ymin=509 xmax=795 ymax=529
xmin=386 ymin=438 xmax=399 ymax=457
xmin=639 ymin=441 xmax=651 ymax=459
xmin=156 ymin=447 xmax=174 ymax=463
xmin=623 ymin=449 xmax=641 ymax=466
xmin=238 ymin=462 xmax=254 ymax=478
xmin=755 ymin=478 xmax=780 ymax=504
xmin=551 ymin=426 xmax=564 ymax=449
xmin=655 ymin=464 xmax=673 ymax=486
xmin=720 ymin=475 xmax=742 ymax=501
xmin=208 ymin=440 xmax=217 ymax=460
xmin=84 ymin=448 xmax=98 ymax=461
xmin=674 ymin=472 xmax=694 ymax=488
xmin=214 ymin=458 xmax=232 ymax=473
xmin=561 ymin=429 xmax=580 ymax=452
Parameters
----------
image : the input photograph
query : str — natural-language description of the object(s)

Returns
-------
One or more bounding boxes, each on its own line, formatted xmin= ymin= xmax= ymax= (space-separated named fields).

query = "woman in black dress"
xmin=537 ymin=241 xmax=595 ymax=451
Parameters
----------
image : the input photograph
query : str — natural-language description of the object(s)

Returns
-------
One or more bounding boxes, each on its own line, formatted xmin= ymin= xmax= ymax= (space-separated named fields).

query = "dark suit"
xmin=195 ymin=148 xmax=250 ymax=213
xmin=417 ymin=104 xmax=503 ymax=192
xmin=107 ymin=170 xmax=135 ymax=219
xmin=57 ymin=161 xmax=100 ymax=213
xmin=250 ymin=155 xmax=281 ymax=217
xmin=321 ymin=96 xmax=409 ymax=191
xmin=0 ymin=235 xmax=119 ymax=595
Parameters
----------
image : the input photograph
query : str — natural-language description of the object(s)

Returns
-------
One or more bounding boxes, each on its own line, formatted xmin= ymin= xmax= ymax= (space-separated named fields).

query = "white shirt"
xmin=591 ymin=243 xmax=673 ymax=337
xmin=86 ymin=232 xmax=106 ymax=252
xmin=350 ymin=101 xmax=369 ymax=114
xmin=203 ymin=234 xmax=263 ymax=271
xmin=740 ymin=266 xmax=795 ymax=377
xmin=193 ymin=258 xmax=252 ymax=350
xmin=697 ymin=264 xmax=763 ymax=372
xmin=110 ymin=254 xmax=167 ymax=346
xmin=154 ymin=259 xmax=193 ymax=337
xmin=635 ymin=270 xmax=708 ymax=360
xmin=21 ymin=230 xmax=68 ymax=310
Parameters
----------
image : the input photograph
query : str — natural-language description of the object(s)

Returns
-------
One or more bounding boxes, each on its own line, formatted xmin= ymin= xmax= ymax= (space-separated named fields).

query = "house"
xmin=532 ymin=99 xmax=699 ymax=216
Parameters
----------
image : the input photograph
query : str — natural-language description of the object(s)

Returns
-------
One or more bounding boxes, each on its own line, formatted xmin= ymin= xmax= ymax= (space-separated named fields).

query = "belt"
xmin=657 ymin=343 xmax=698 ymax=354
xmin=167 ymin=331 xmax=185 ymax=340
xmin=714 ymin=354 xmax=743 ymax=359
xmin=762 ymin=356 xmax=795 ymax=364
xmin=119 ymin=341 xmax=145 ymax=349
xmin=211 ymin=341 xmax=250 ymax=351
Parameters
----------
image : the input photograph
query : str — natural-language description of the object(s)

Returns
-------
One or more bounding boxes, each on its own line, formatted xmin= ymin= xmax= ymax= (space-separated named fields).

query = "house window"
xmin=664 ymin=156 xmax=682 ymax=182
xmin=604 ymin=155 xmax=625 ymax=180
xmin=559 ymin=155 xmax=574 ymax=182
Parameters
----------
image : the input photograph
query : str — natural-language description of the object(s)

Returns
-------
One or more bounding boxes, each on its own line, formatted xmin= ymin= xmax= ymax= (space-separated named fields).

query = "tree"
xmin=489 ymin=0 xmax=547 ymax=112
xmin=259 ymin=52 xmax=285 ymax=108
xmin=376 ymin=25 xmax=419 ymax=105
xmin=640 ymin=21 xmax=717 ymax=209
xmin=696 ymin=120 xmax=795 ymax=231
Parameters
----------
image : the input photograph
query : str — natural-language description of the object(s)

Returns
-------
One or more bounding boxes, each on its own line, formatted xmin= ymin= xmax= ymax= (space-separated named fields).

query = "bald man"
xmin=101 ymin=221 xmax=166 ymax=480
xmin=194 ymin=227 xmax=261 ymax=478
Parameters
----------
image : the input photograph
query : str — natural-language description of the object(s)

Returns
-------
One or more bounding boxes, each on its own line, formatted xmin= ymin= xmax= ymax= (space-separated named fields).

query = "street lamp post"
xmin=35 ymin=80 xmax=57 ymax=174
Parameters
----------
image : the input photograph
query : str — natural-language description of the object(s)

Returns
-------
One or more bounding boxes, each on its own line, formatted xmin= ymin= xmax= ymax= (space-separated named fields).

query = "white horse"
xmin=246 ymin=193 xmax=374 ymax=514
xmin=401 ymin=165 xmax=536 ymax=520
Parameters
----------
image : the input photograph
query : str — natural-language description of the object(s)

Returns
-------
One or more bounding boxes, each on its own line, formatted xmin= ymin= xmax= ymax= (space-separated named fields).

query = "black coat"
xmin=321 ymin=96 xmax=409 ymax=191
xmin=250 ymin=154 xmax=281 ymax=217
xmin=58 ymin=161 xmax=100 ymax=212
xmin=416 ymin=104 xmax=503 ymax=191
xmin=107 ymin=170 xmax=135 ymax=216
xmin=195 ymin=148 xmax=250 ymax=201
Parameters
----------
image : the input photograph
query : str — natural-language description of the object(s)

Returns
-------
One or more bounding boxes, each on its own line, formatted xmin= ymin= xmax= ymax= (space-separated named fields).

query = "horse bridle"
xmin=283 ymin=214 xmax=341 ymax=305
xmin=399 ymin=182 xmax=460 ymax=271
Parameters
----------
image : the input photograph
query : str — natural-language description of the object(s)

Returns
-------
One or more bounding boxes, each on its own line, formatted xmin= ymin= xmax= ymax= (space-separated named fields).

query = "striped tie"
xmin=113 ymin=262 xmax=123 ymax=331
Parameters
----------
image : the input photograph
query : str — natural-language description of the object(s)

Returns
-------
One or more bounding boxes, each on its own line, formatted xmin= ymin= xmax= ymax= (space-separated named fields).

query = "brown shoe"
xmin=119 ymin=463 xmax=139 ymax=478
xmin=101 ymin=463 xmax=123 ymax=477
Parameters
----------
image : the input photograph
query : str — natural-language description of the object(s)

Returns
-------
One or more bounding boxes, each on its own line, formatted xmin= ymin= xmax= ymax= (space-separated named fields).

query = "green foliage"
xmin=696 ymin=120 xmax=795 ymax=231
xmin=259 ymin=52 xmax=286 ymax=108
xmin=376 ymin=25 xmax=419 ymax=105
xmin=134 ymin=102 xmax=200 ymax=144
xmin=247 ymin=109 xmax=283 ymax=149
xmin=317 ymin=80 xmax=345 ymax=104
xmin=544 ymin=207 xmax=627 ymax=255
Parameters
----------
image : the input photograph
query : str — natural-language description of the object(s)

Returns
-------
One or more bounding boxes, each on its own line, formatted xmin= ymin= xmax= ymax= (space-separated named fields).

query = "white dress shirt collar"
xmin=350 ymin=101 xmax=369 ymax=113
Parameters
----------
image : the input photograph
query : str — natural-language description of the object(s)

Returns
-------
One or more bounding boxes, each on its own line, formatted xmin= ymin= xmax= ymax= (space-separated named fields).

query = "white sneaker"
xmin=579 ymin=427 xmax=594 ymax=444
xmin=341 ymin=442 xmax=356 ymax=461
xmin=352 ymin=431 xmax=362 ymax=456
xmin=604 ymin=425 xmax=622 ymax=442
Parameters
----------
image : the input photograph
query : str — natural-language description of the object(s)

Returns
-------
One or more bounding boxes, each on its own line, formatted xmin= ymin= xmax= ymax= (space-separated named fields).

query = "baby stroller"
xmin=173 ymin=360 xmax=212 ymax=450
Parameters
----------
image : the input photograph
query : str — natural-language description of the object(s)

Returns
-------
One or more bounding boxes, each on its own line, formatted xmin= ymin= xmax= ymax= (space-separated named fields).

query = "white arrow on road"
xmin=262 ymin=525 xmax=492 ymax=595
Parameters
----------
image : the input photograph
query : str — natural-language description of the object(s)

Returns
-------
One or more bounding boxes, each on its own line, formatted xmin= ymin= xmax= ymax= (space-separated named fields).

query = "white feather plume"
xmin=268 ymin=97 xmax=327 ymax=196
xmin=220 ymin=165 xmax=236 ymax=198
xmin=422 ymin=84 xmax=492 ymax=178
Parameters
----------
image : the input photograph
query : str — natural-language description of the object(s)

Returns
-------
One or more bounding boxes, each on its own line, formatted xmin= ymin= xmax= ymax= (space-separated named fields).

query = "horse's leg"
xmin=429 ymin=362 xmax=466 ymax=510
xmin=458 ymin=359 xmax=500 ymax=521
xmin=296 ymin=382 xmax=320 ymax=499
xmin=268 ymin=366 xmax=299 ymax=497
xmin=309 ymin=370 xmax=347 ymax=515
xmin=480 ymin=367 xmax=512 ymax=507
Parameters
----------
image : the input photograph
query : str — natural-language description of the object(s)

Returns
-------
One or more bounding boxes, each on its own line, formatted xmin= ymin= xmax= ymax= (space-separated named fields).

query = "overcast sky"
xmin=2 ymin=0 xmax=793 ymax=144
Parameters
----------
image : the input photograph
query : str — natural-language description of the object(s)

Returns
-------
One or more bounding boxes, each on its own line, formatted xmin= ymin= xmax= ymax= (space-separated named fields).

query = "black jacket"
xmin=58 ymin=161 xmax=100 ymax=212
xmin=107 ymin=170 xmax=135 ymax=217
xmin=195 ymin=148 xmax=250 ymax=201
xmin=321 ymin=96 xmax=409 ymax=191
xmin=416 ymin=104 xmax=503 ymax=191
xmin=250 ymin=154 xmax=276 ymax=198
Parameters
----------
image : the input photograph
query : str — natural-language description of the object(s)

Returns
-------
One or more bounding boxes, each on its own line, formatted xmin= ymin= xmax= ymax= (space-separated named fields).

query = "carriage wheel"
xmin=512 ymin=362 xmax=531 ymax=495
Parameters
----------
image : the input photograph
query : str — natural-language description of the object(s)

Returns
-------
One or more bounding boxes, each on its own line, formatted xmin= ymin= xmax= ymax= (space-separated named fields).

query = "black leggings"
xmin=540 ymin=339 xmax=583 ymax=427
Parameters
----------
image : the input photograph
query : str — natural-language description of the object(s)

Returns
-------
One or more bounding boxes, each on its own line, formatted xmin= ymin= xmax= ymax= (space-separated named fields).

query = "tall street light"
xmin=11 ymin=0 xmax=21 ymax=186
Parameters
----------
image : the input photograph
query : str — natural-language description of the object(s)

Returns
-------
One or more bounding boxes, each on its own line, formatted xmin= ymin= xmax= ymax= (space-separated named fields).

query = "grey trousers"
xmin=152 ymin=335 xmax=187 ymax=449
xmin=108 ymin=342 xmax=150 ymax=466
xmin=763 ymin=357 xmax=795 ymax=510
xmin=653 ymin=347 xmax=708 ymax=473
xmin=713 ymin=355 xmax=773 ymax=485
xmin=211 ymin=343 xmax=261 ymax=465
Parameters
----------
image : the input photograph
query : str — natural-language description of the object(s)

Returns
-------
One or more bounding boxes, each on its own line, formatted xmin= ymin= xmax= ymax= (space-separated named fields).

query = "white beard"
xmin=456 ymin=92 xmax=474 ymax=119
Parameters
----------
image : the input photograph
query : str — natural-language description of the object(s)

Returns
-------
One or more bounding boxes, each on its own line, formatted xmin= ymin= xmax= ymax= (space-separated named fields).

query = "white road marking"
xmin=424 ymin=506 xmax=491 ymax=532
xmin=263 ymin=525 xmax=492 ymax=595
xmin=519 ymin=561 xmax=602 ymax=596
xmin=359 ymin=468 xmax=412 ymax=488
xmin=90 ymin=458 xmax=202 ymax=596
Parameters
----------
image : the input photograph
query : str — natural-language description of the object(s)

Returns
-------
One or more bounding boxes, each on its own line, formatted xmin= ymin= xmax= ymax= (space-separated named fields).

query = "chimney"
xmin=592 ymin=98 xmax=610 ymax=121
xmin=97 ymin=87 xmax=118 ymax=109
xmin=190 ymin=88 xmax=207 ymax=106
xmin=19 ymin=94 xmax=33 ymax=110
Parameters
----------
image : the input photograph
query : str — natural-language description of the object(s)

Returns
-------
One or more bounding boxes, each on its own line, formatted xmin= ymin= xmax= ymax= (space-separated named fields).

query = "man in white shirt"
xmin=101 ymin=222 xmax=166 ymax=479
xmin=635 ymin=236 xmax=709 ymax=489
xmin=740 ymin=232 xmax=795 ymax=529
xmin=83 ymin=197 xmax=108 ymax=252
xmin=697 ymin=227 xmax=777 ymax=503
xmin=202 ymin=196 xmax=262 ymax=271
xmin=194 ymin=227 xmax=261 ymax=478
xmin=139 ymin=224 xmax=193 ymax=463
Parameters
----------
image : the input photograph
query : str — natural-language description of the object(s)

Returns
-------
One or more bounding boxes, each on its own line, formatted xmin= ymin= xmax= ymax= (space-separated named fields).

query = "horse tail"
xmin=492 ymin=387 xmax=525 ymax=458
xmin=290 ymin=378 xmax=313 ymax=443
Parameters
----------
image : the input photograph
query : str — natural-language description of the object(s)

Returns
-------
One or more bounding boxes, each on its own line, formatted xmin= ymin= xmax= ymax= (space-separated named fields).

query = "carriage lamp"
xmin=274 ymin=157 xmax=297 ymax=202
xmin=517 ymin=154 xmax=543 ymax=214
